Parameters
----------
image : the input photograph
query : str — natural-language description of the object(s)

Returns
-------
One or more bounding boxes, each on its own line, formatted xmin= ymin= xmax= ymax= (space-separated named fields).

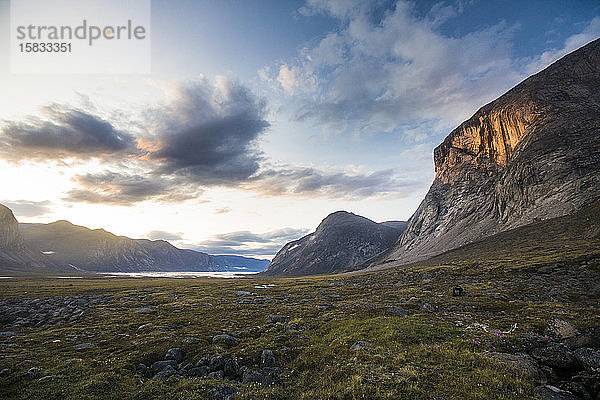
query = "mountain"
xmin=0 ymin=204 xmax=58 ymax=273
xmin=18 ymin=219 xmax=269 ymax=273
xmin=0 ymin=204 xmax=25 ymax=251
xmin=380 ymin=221 xmax=407 ymax=231
xmin=263 ymin=211 xmax=405 ymax=276
xmin=211 ymin=255 xmax=270 ymax=272
xmin=19 ymin=220 xmax=219 ymax=272
xmin=377 ymin=38 xmax=600 ymax=266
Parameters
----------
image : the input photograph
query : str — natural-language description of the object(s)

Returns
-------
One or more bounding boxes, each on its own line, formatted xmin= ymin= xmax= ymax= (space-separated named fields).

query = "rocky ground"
xmin=0 ymin=256 xmax=599 ymax=399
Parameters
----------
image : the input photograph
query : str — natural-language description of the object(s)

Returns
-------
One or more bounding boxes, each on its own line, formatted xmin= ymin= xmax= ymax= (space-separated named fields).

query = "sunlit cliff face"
xmin=433 ymin=98 xmax=539 ymax=184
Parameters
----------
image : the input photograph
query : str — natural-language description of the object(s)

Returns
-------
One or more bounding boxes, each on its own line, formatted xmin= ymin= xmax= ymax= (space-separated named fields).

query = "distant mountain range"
xmin=262 ymin=211 xmax=405 ymax=276
xmin=0 ymin=206 xmax=269 ymax=274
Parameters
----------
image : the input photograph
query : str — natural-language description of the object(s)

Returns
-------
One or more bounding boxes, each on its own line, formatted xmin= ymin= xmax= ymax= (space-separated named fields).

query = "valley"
xmin=0 ymin=239 xmax=598 ymax=399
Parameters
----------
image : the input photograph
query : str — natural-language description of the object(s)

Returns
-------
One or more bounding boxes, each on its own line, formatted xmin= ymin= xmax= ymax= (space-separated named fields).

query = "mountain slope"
xmin=0 ymin=204 xmax=58 ymax=273
xmin=380 ymin=38 xmax=600 ymax=265
xmin=211 ymin=255 xmax=270 ymax=272
xmin=19 ymin=220 xmax=270 ymax=273
xmin=263 ymin=211 xmax=404 ymax=276
xmin=19 ymin=220 xmax=219 ymax=272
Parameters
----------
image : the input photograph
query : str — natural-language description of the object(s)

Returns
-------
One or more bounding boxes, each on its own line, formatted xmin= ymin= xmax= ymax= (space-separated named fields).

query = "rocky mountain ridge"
xmin=381 ymin=38 xmax=600 ymax=265
xmin=0 ymin=204 xmax=269 ymax=274
xmin=263 ymin=211 xmax=405 ymax=276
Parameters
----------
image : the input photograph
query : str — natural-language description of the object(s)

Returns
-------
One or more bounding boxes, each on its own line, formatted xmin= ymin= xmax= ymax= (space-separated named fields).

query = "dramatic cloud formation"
xmin=275 ymin=0 xmax=521 ymax=133
xmin=141 ymin=76 xmax=269 ymax=185
xmin=194 ymin=227 xmax=310 ymax=257
xmin=0 ymin=76 xmax=433 ymax=206
xmin=0 ymin=200 xmax=52 ymax=218
xmin=65 ymin=171 xmax=201 ymax=205
xmin=0 ymin=105 xmax=135 ymax=162
xmin=282 ymin=1 xmax=600 ymax=136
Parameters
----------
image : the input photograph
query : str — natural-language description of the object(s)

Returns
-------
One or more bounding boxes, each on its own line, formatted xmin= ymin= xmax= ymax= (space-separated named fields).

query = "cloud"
xmin=0 ymin=105 xmax=135 ymax=162
xmin=284 ymin=1 xmax=523 ymax=133
xmin=145 ymin=230 xmax=184 ymax=241
xmin=524 ymin=17 xmax=600 ymax=75
xmin=2 ymin=75 xmax=425 ymax=205
xmin=59 ymin=77 xmax=272 ymax=204
xmin=276 ymin=64 xmax=317 ymax=95
xmin=65 ymin=171 xmax=201 ymax=205
xmin=288 ymin=2 xmax=600 ymax=137
xmin=0 ymin=200 xmax=52 ymax=218
xmin=245 ymin=165 xmax=422 ymax=199
xmin=141 ymin=76 xmax=270 ymax=185
xmin=193 ymin=227 xmax=310 ymax=257
xmin=215 ymin=207 xmax=231 ymax=214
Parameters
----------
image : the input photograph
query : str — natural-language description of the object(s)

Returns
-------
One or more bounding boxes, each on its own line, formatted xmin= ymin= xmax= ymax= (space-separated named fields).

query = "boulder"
xmin=165 ymin=347 xmax=183 ymax=363
xmin=545 ymin=319 xmax=579 ymax=341
xmin=196 ymin=357 xmax=209 ymax=367
xmin=242 ymin=368 xmax=262 ymax=384
xmin=350 ymin=341 xmax=368 ymax=351
xmin=207 ymin=370 xmax=224 ymax=379
xmin=152 ymin=365 xmax=176 ymax=380
xmin=266 ymin=314 xmax=290 ymax=324
xmin=261 ymin=350 xmax=275 ymax=368
xmin=151 ymin=360 xmax=178 ymax=374
xmin=188 ymin=366 xmax=210 ymax=377
xmin=209 ymin=354 xmax=232 ymax=372
xmin=223 ymin=357 xmax=240 ymax=379
xmin=485 ymin=352 xmax=546 ymax=383
xmin=535 ymin=385 xmax=580 ymax=400
xmin=573 ymin=347 xmax=600 ymax=372
xmin=532 ymin=344 xmax=577 ymax=370
xmin=212 ymin=334 xmax=237 ymax=348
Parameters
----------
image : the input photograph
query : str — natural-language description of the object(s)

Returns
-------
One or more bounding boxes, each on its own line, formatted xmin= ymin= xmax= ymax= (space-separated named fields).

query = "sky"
xmin=0 ymin=0 xmax=599 ymax=259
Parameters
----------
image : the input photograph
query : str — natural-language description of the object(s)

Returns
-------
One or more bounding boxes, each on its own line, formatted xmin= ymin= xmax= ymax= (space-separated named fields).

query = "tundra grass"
xmin=1 ymin=253 xmax=598 ymax=400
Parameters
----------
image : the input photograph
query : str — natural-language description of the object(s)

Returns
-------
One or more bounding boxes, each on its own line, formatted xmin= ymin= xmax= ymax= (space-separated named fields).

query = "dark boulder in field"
xmin=151 ymin=360 xmax=178 ymax=374
xmin=261 ymin=350 xmax=275 ymax=368
xmin=574 ymin=347 xmax=600 ymax=372
xmin=165 ymin=347 xmax=183 ymax=363
xmin=212 ymin=334 xmax=237 ymax=347
xmin=546 ymin=319 xmax=579 ymax=341
xmin=152 ymin=365 xmax=176 ymax=380
xmin=532 ymin=344 xmax=577 ymax=370
xmin=536 ymin=385 xmax=580 ymax=400
xmin=266 ymin=314 xmax=290 ymax=324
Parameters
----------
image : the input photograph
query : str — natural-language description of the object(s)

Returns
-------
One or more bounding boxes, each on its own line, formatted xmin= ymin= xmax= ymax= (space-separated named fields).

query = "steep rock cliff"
xmin=385 ymin=38 xmax=600 ymax=263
